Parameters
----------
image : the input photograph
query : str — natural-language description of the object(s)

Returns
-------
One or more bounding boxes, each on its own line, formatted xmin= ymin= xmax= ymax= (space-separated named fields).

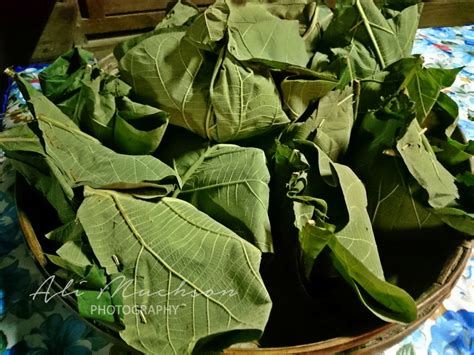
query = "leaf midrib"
xmin=99 ymin=189 xmax=251 ymax=326
xmin=0 ymin=137 xmax=39 ymax=143
xmin=37 ymin=114 xmax=101 ymax=143
xmin=172 ymin=145 xmax=212 ymax=197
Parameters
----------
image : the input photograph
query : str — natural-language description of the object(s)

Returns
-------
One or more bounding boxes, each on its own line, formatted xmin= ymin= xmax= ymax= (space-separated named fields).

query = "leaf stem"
xmin=3 ymin=67 xmax=15 ymax=78
xmin=353 ymin=80 xmax=361 ymax=118
xmin=0 ymin=137 xmax=38 ymax=143
xmin=172 ymin=145 xmax=212 ymax=198
xmin=355 ymin=0 xmax=385 ymax=68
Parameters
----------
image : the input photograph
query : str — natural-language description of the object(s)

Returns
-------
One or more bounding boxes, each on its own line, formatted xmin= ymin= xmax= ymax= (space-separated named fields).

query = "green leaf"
xmin=314 ymin=146 xmax=385 ymax=277
xmin=56 ymin=241 xmax=91 ymax=268
xmin=114 ymin=97 xmax=169 ymax=155
xmin=351 ymin=90 xmax=461 ymax=224
xmin=298 ymin=221 xmax=334 ymax=278
xmin=34 ymin=112 xmax=177 ymax=192
xmin=329 ymin=237 xmax=417 ymax=323
xmin=47 ymin=240 xmax=107 ymax=289
xmin=120 ymin=28 xmax=291 ymax=142
xmin=281 ymin=77 xmax=338 ymax=120
xmin=78 ymin=188 xmax=271 ymax=354
xmin=312 ymin=144 xmax=417 ymax=322
xmin=173 ymin=143 xmax=273 ymax=252
xmin=302 ymin=4 xmax=334 ymax=53
xmin=386 ymin=4 xmax=421 ymax=58
xmin=83 ymin=266 xmax=108 ymax=290
xmin=323 ymin=1 xmax=420 ymax=72
xmin=292 ymin=197 xmax=325 ymax=230
xmin=432 ymin=136 xmax=474 ymax=166
xmin=0 ymin=124 xmax=43 ymax=154
xmin=281 ymin=87 xmax=354 ymax=161
xmin=54 ymin=65 xmax=166 ymax=155
xmin=226 ymin=2 xmax=309 ymax=67
xmin=357 ymin=70 xmax=390 ymax=113
xmin=437 ymin=92 xmax=459 ymax=120
xmin=40 ymin=58 xmax=133 ymax=139
xmin=423 ymin=92 xmax=459 ymax=138
xmin=356 ymin=93 xmax=415 ymax=157
xmin=292 ymin=195 xmax=334 ymax=278
xmin=348 ymin=97 xmax=445 ymax=231
xmin=185 ymin=0 xmax=229 ymax=50
xmin=280 ymin=142 xmax=417 ymax=323
xmin=331 ymin=40 xmax=381 ymax=84
xmin=321 ymin=1 xmax=421 ymax=101
xmin=39 ymin=48 xmax=94 ymax=102
xmin=77 ymin=289 xmax=116 ymax=323
xmin=383 ymin=57 xmax=461 ymax=122
xmin=456 ymin=172 xmax=474 ymax=211
xmin=46 ymin=236 xmax=107 ymax=290
xmin=320 ymin=2 xmax=358 ymax=49
xmin=247 ymin=1 xmax=334 ymax=54
xmin=153 ymin=1 xmax=199 ymax=30
xmin=46 ymin=219 xmax=84 ymax=243
xmin=313 ymin=87 xmax=354 ymax=161
xmin=9 ymin=153 xmax=77 ymax=223
xmin=119 ymin=29 xmax=215 ymax=139
xmin=457 ymin=171 xmax=474 ymax=186
xmin=364 ymin=156 xmax=443 ymax=231
xmin=0 ymin=129 xmax=75 ymax=223
xmin=75 ymin=72 xmax=117 ymax=145
xmin=210 ymin=55 xmax=290 ymax=141
xmin=354 ymin=0 xmax=406 ymax=68
xmin=310 ymin=52 xmax=331 ymax=72
xmin=0 ymin=331 xmax=6 ymax=352
xmin=247 ymin=0 xmax=312 ymax=25
xmin=0 ymin=100 xmax=174 ymax=202
xmin=430 ymin=172 xmax=474 ymax=235
xmin=432 ymin=207 xmax=474 ymax=236
xmin=397 ymin=119 xmax=458 ymax=208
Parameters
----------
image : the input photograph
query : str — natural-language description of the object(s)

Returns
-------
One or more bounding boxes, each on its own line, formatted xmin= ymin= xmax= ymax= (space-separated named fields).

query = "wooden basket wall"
xmin=31 ymin=0 xmax=474 ymax=62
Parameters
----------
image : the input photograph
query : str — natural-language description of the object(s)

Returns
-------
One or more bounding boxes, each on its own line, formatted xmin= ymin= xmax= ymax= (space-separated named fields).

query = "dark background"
xmin=0 ymin=1 xmax=55 ymax=105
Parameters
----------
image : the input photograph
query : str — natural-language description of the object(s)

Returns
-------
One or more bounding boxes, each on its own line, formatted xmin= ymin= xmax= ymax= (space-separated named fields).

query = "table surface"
xmin=0 ymin=25 xmax=473 ymax=355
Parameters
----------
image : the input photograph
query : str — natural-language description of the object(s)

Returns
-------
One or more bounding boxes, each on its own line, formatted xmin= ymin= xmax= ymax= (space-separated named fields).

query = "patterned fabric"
xmin=0 ymin=25 xmax=473 ymax=354
xmin=412 ymin=25 xmax=474 ymax=139
xmin=0 ymin=64 xmax=47 ymax=131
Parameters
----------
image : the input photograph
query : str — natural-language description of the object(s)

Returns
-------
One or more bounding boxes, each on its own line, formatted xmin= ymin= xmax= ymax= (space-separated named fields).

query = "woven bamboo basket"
xmin=15 ymin=155 xmax=473 ymax=354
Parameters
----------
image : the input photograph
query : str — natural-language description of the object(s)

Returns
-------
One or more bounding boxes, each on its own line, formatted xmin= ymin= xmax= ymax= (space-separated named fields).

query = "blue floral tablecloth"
xmin=0 ymin=25 xmax=473 ymax=354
